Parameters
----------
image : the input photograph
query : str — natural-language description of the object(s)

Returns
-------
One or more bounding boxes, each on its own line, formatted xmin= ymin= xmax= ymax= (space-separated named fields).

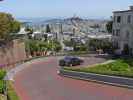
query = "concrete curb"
xmin=4 ymin=61 xmax=33 ymax=81
xmin=4 ymin=57 xmax=51 ymax=81
xmin=59 ymin=69 xmax=133 ymax=89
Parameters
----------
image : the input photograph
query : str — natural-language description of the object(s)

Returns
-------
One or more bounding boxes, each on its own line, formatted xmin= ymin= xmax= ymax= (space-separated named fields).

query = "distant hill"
xmin=19 ymin=17 xmax=108 ymax=34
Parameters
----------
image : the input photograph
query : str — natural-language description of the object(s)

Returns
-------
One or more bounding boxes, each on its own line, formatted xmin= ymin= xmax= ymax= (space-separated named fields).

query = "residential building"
xmin=87 ymin=33 xmax=112 ymax=40
xmin=62 ymin=32 xmax=74 ymax=41
xmin=17 ymin=27 xmax=27 ymax=35
xmin=112 ymin=6 xmax=133 ymax=55
xmin=32 ymin=31 xmax=57 ymax=41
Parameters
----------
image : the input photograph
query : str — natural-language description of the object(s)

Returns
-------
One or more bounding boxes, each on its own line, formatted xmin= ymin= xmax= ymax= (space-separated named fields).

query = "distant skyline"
xmin=0 ymin=0 xmax=133 ymax=19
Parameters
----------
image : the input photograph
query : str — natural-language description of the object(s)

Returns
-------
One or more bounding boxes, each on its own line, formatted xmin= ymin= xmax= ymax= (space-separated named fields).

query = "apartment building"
xmin=112 ymin=6 xmax=133 ymax=55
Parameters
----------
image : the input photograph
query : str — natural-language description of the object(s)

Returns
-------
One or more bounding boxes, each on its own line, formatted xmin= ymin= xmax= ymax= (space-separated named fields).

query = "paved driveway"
xmin=14 ymin=57 xmax=133 ymax=100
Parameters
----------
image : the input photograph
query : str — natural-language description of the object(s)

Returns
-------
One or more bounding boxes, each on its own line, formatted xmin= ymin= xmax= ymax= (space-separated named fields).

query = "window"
xmin=113 ymin=41 xmax=119 ymax=49
xmin=115 ymin=42 xmax=119 ymax=48
xmin=116 ymin=29 xmax=120 ymax=36
xmin=112 ymin=30 xmax=115 ymax=36
xmin=113 ymin=16 xmax=116 ymax=22
xmin=127 ymin=15 xmax=131 ymax=23
xmin=112 ymin=29 xmax=120 ymax=36
xmin=117 ymin=16 xmax=121 ymax=23
xmin=126 ymin=31 xmax=130 ymax=38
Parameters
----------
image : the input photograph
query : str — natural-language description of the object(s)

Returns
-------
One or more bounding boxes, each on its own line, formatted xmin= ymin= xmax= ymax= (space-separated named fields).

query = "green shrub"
xmin=7 ymin=82 xmax=19 ymax=100
xmin=105 ymin=60 xmax=129 ymax=71
xmin=0 ymin=70 xmax=6 ymax=80
xmin=122 ymin=58 xmax=133 ymax=67
xmin=0 ymin=80 xmax=6 ymax=94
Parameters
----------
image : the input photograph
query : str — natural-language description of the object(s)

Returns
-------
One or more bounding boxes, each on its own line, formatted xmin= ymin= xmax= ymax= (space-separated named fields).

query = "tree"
xmin=25 ymin=26 xmax=33 ymax=39
xmin=45 ymin=24 xmax=51 ymax=33
xmin=0 ymin=13 xmax=21 ymax=40
xmin=106 ymin=21 xmax=113 ymax=33
xmin=63 ymin=40 xmax=74 ymax=47
xmin=74 ymin=45 xmax=87 ymax=51
xmin=25 ymin=39 xmax=62 ymax=56
xmin=52 ymin=40 xmax=62 ymax=52
xmin=90 ymin=24 xmax=100 ymax=29
xmin=11 ymin=20 xmax=21 ymax=33
xmin=47 ymin=40 xmax=62 ymax=52
xmin=25 ymin=39 xmax=38 ymax=55
xmin=63 ymin=40 xmax=87 ymax=51
xmin=25 ymin=26 xmax=33 ymax=34
xmin=89 ymin=39 xmax=113 ymax=53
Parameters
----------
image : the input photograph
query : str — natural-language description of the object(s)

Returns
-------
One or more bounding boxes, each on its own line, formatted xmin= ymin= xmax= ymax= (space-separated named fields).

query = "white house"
xmin=17 ymin=27 xmax=27 ymax=35
xmin=112 ymin=6 xmax=133 ymax=55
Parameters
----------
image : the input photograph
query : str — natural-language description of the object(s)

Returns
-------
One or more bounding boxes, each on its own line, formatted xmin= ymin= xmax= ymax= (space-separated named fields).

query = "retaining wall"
xmin=0 ymin=39 xmax=26 ymax=68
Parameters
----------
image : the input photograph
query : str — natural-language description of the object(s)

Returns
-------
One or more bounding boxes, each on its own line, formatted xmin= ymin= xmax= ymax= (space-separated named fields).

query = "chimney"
xmin=130 ymin=6 xmax=133 ymax=10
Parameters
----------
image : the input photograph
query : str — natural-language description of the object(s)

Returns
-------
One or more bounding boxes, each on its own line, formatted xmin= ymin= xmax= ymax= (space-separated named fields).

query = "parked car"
xmin=59 ymin=56 xmax=83 ymax=66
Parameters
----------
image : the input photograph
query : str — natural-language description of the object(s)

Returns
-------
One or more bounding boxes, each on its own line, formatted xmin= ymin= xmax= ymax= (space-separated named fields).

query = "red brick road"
xmin=14 ymin=57 xmax=133 ymax=100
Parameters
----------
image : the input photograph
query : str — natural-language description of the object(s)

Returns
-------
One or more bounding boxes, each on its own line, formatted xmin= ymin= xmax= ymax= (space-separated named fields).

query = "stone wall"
xmin=0 ymin=39 xmax=26 ymax=68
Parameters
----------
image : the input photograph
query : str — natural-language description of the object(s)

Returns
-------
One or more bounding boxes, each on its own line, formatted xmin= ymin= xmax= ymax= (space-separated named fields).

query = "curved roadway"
xmin=14 ymin=57 xmax=133 ymax=100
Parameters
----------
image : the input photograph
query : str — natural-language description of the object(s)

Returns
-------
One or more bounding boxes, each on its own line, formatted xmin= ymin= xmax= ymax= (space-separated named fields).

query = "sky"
xmin=0 ymin=0 xmax=132 ymax=19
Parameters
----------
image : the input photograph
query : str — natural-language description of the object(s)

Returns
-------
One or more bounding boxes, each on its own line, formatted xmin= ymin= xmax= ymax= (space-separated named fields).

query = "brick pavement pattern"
xmin=14 ymin=57 xmax=133 ymax=100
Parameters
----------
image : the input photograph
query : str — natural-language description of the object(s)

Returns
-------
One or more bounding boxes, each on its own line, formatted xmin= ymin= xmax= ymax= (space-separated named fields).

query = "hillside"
xmin=21 ymin=17 xmax=108 ymax=34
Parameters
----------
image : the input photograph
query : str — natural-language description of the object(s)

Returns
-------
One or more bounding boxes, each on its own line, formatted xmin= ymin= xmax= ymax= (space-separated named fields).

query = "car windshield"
xmin=64 ymin=56 xmax=79 ymax=60
xmin=64 ymin=56 xmax=72 ymax=60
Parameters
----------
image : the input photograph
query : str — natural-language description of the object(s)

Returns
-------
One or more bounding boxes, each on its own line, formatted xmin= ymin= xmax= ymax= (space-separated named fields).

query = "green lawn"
xmin=64 ymin=59 xmax=133 ymax=78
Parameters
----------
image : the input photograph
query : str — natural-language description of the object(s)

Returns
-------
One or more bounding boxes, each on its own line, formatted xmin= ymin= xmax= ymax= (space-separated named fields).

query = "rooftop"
xmin=113 ymin=6 xmax=133 ymax=13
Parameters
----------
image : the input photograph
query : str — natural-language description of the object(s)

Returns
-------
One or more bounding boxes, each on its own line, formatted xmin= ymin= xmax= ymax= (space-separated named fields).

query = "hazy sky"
xmin=0 ymin=0 xmax=132 ymax=19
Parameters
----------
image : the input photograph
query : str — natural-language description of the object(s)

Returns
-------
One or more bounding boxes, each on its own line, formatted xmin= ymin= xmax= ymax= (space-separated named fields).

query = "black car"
xmin=59 ymin=56 xmax=83 ymax=66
